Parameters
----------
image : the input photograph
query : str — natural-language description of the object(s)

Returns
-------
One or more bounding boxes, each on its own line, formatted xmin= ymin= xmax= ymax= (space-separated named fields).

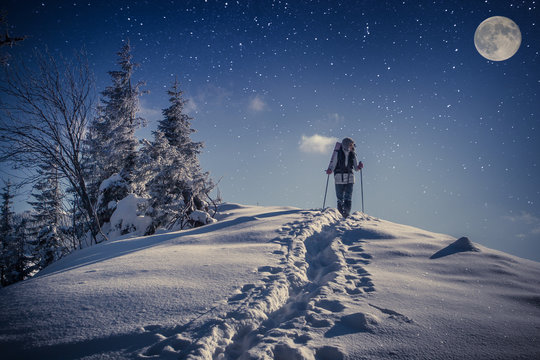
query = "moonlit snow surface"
xmin=1 ymin=204 xmax=539 ymax=359
xmin=474 ymin=16 xmax=521 ymax=61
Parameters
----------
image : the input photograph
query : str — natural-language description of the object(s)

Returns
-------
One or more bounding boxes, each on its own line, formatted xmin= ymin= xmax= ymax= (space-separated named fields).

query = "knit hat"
xmin=341 ymin=137 xmax=354 ymax=149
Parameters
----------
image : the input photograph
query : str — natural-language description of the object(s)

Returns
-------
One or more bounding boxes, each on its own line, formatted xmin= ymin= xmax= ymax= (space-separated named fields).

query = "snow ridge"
xmin=4 ymin=204 xmax=540 ymax=359
xmin=138 ymin=209 xmax=406 ymax=360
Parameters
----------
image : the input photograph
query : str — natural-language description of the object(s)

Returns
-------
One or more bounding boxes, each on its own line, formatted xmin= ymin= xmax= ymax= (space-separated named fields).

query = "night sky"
xmin=2 ymin=1 xmax=539 ymax=261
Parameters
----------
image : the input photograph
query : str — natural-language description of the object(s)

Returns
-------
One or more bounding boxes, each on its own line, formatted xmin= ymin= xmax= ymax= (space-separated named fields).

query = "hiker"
xmin=326 ymin=137 xmax=363 ymax=218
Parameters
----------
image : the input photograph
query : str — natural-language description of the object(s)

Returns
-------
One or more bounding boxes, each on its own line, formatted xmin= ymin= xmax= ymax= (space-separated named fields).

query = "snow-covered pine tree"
xmin=0 ymin=181 xmax=13 ymax=242
xmin=84 ymin=40 xmax=146 ymax=227
xmin=27 ymin=162 xmax=69 ymax=269
xmin=99 ymin=40 xmax=146 ymax=183
xmin=138 ymin=131 xmax=189 ymax=233
xmin=140 ymin=79 xmax=215 ymax=232
xmin=83 ymin=111 xmax=130 ymax=229
xmin=159 ymin=79 xmax=213 ymax=210
xmin=83 ymin=112 xmax=108 ymax=207
xmin=65 ymin=191 xmax=87 ymax=249
xmin=158 ymin=78 xmax=202 ymax=156
xmin=0 ymin=182 xmax=33 ymax=286
xmin=6 ymin=214 xmax=34 ymax=284
xmin=0 ymin=181 xmax=15 ymax=285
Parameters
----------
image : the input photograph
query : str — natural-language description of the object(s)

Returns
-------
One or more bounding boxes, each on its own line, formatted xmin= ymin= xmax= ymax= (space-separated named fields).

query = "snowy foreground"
xmin=1 ymin=204 xmax=540 ymax=360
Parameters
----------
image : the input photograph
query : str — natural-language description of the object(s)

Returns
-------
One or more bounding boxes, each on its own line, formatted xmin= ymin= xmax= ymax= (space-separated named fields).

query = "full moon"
xmin=474 ymin=16 xmax=521 ymax=61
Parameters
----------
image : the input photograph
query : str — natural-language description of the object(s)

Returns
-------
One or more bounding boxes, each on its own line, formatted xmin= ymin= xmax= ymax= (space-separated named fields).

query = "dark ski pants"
xmin=335 ymin=183 xmax=354 ymax=214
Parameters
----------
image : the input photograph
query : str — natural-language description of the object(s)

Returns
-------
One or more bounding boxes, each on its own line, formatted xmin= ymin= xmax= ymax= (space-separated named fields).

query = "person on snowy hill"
xmin=326 ymin=137 xmax=363 ymax=218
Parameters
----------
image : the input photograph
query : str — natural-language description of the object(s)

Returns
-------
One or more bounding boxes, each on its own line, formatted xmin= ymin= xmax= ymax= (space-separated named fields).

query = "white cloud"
xmin=248 ymin=95 xmax=267 ymax=112
xmin=503 ymin=211 xmax=540 ymax=240
xmin=184 ymin=97 xmax=198 ymax=114
xmin=503 ymin=211 xmax=540 ymax=225
xmin=531 ymin=226 xmax=540 ymax=235
xmin=299 ymin=134 xmax=339 ymax=154
xmin=137 ymin=100 xmax=161 ymax=121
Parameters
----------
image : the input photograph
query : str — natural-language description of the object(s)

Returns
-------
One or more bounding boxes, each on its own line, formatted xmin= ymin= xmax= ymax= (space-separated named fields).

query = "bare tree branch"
xmin=0 ymin=49 xmax=106 ymax=243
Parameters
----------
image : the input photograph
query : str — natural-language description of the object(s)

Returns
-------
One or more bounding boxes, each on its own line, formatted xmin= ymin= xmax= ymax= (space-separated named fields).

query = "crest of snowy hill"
xmin=1 ymin=204 xmax=539 ymax=360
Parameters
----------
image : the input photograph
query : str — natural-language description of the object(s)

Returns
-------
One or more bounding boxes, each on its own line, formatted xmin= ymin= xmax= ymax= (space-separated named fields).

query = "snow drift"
xmin=1 ymin=204 xmax=539 ymax=359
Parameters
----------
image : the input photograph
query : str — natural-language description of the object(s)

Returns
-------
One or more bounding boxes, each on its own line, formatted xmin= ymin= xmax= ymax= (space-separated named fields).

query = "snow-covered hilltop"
xmin=1 ymin=204 xmax=539 ymax=359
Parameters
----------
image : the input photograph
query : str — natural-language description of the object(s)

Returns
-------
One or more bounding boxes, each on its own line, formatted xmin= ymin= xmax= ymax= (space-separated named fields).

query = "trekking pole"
xmin=322 ymin=173 xmax=330 ymax=209
xmin=360 ymin=168 xmax=365 ymax=213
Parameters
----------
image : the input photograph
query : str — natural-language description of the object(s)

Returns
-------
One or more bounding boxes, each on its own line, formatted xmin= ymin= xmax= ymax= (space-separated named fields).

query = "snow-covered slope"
xmin=1 ymin=204 xmax=539 ymax=359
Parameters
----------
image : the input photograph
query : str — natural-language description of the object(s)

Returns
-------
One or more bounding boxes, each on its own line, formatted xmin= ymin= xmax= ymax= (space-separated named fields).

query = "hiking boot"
xmin=343 ymin=200 xmax=352 ymax=218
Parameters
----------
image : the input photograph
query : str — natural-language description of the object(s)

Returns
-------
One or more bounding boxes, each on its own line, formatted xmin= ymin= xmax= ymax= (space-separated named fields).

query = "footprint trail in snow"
xmin=138 ymin=209 xmax=414 ymax=360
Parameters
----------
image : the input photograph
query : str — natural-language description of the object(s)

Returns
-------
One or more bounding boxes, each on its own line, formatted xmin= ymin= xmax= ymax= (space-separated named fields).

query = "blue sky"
xmin=2 ymin=0 xmax=539 ymax=261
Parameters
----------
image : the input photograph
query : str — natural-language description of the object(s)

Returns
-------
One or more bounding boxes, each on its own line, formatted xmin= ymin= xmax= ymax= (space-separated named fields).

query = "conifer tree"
xmin=27 ymin=163 xmax=68 ymax=269
xmin=6 ymin=215 xmax=34 ymax=284
xmin=0 ymin=181 xmax=14 ymax=285
xmin=96 ymin=40 xmax=146 ymax=184
xmin=65 ymin=190 xmax=86 ymax=249
xmin=140 ymin=79 xmax=215 ymax=232
xmin=0 ymin=182 xmax=32 ymax=285
xmin=158 ymin=79 xmax=202 ymax=156
xmin=84 ymin=40 xmax=146 ymax=226
xmin=139 ymin=131 xmax=189 ymax=232
xmin=83 ymin=113 xmax=108 ymax=206
xmin=158 ymin=79 xmax=213 ymax=210
xmin=0 ymin=181 xmax=13 ymax=243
